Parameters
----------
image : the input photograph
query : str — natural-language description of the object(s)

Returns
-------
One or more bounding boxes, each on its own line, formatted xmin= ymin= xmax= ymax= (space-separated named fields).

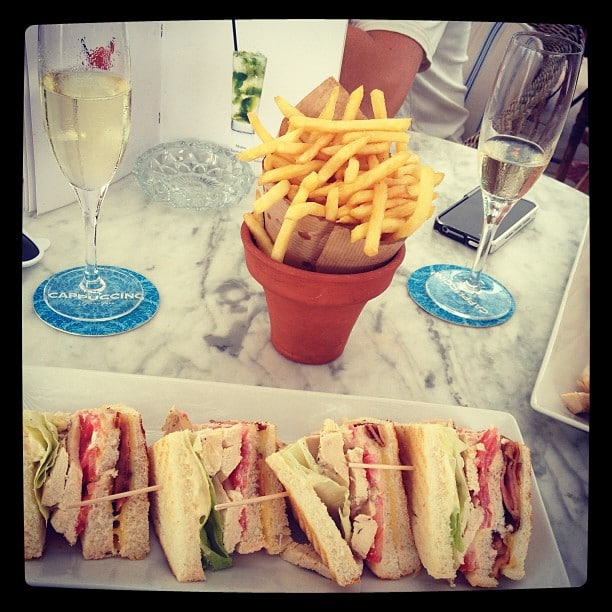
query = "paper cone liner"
xmin=263 ymin=198 xmax=405 ymax=273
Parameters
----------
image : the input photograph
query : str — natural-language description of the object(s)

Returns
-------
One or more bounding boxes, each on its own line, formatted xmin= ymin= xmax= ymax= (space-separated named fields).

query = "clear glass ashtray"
xmin=133 ymin=140 xmax=255 ymax=211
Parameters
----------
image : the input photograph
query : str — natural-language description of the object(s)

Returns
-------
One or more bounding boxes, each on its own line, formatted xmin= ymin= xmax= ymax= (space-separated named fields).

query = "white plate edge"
xmin=530 ymin=220 xmax=589 ymax=432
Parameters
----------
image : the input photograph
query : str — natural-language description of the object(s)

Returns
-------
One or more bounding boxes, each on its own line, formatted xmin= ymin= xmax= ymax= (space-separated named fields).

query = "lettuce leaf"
xmin=23 ymin=411 xmax=61 ymax=521
xmin=278 ymin=437 xmax=352 ymax=540
xmin=199 ymin=491 xmax=232 ymax=570
xmin=438 ymin=427 xmax=470 ymax=558
xmin=186 ymin=430 xmax=233 ymax=571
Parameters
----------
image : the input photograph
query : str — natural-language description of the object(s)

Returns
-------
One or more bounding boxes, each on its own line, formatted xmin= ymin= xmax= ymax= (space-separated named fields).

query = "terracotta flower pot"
xmin=241 ymin=222 xmax=406 ymax=364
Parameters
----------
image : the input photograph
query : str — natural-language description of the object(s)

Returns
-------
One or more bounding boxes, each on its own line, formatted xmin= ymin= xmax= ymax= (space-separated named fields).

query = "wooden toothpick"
xmin=66 ymin=485 xmax=161 ymax=509
xmin=214 ymin=491 xmax=289 ymax=511
xmin=348 ymin=462 xmax=414 ymax=471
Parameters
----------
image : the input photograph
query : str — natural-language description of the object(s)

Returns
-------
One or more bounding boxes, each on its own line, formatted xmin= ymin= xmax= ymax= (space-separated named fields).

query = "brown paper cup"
xmin=263 ymin=198 xmax=405 ymax=274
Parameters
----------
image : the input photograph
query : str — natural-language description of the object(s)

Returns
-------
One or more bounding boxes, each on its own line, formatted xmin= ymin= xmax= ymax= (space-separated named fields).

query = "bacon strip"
xmin=500 ymin=440 xmax=522 ymax=530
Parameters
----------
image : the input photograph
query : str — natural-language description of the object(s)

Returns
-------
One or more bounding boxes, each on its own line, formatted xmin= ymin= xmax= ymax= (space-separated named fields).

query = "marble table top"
xmin=22 ymin=132 xmax=590 ymax=588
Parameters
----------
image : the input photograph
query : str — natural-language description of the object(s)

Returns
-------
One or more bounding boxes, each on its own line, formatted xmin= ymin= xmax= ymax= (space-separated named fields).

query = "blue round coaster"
xmin=407 ymin=264 xmax=515 ymax=328
xmin=33 ymin=267 xmax=160 ymax=336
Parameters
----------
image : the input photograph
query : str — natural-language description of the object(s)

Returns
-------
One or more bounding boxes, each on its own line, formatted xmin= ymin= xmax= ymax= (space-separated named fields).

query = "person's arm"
xmin=339 ymin=24 xmax=425 ymax=118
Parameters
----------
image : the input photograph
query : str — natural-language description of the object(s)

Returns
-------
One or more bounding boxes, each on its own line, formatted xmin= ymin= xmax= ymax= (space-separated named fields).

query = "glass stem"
xmin=468 ymin=221 xmax=498 ymax=286
xmin=465 ymin=192 xmax=513 ymax=290
xmin=74 ymin=184 xmax=108 ymax=293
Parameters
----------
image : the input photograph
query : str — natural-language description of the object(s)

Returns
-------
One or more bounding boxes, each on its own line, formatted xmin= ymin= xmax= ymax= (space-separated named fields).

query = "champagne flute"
xmin=37 ymin=23 xmax=144 ymax=323
xmin=408 ymin=31 xmax=584 ymax=325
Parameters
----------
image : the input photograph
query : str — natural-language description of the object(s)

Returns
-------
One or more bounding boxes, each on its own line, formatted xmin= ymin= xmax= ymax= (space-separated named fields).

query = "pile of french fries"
xmin=237 ymin=83 xmax=444 ymax=264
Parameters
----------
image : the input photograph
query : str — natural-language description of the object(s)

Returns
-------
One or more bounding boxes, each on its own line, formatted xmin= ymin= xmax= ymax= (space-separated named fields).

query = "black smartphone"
xmin=433 ymin=187 xmax=538 ymax=253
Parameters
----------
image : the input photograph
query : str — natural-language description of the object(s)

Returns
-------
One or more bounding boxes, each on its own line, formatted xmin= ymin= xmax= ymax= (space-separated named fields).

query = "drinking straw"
xmin=232 ymin=20 xmax=238 ymax=51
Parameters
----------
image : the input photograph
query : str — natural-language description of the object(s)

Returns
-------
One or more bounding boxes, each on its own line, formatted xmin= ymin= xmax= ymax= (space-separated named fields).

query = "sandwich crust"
xmin=256 ymin=423 xmax=292 ymax=555
xmin=23 ymin=422 xmax=48 ymax=559
xmin=112 ymin=406 xmax=151 ymax=560
xmin=394 ymin=423 xmax=464 ymax=581
xmin=149 ymin=430 xmax=207 ymax=582
xmin=500 ymin=443 xmax=532 ymax=581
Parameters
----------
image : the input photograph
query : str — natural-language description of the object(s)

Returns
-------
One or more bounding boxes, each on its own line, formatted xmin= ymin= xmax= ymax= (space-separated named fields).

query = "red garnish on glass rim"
xmin=81 ymin=37 xmax=115 ymax=70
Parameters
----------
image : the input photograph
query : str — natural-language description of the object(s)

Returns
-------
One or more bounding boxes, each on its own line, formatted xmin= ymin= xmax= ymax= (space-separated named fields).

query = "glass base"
xmin=42 ymin=266 xmax=144 ymax=322
xmin=408 ymin=264 xmax=515 ymax=327
xmin=231 ymin=118 xmax=255 ymax=134
xmin=33 ymin=266 xmax=160 ymax=336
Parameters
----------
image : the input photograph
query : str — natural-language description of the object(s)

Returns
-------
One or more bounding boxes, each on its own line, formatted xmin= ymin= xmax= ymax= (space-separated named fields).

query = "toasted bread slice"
xmin=266 ymin=448 xmax=362 ymax=587
xmin=149 ymin=429 xmax=208 ymax=582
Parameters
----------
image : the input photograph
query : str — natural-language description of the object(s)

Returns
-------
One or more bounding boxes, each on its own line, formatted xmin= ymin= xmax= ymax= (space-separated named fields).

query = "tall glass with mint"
xmin=231 ymin=50 xmax=267 ymax=134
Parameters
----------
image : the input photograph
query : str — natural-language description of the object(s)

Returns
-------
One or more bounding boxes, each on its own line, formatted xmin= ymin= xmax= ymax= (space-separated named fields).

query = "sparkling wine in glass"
xmin=409 ymin=31 xmax=584 ymax=325
xmin=37 ymin=23 xmax=144 ymax=323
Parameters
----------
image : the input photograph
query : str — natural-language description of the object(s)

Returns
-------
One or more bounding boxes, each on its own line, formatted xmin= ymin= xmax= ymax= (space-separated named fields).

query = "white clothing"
xmin=350 ymin=20 xmax=472 ymax=142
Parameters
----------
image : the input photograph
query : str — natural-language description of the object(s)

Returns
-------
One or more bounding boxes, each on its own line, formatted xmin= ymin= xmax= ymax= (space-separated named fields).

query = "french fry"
xmin=343 ymin=157 xmax=360 ymax=184
xmin=297 ymin=132 xmax=336 ymax=164
xmin=344 ymin=185 xmax=411 ymax=209
xmin=321 ymin=142 xmax=389 ymax=157
xmin=384 ymin=175 xmax=418 ymax=187
xmin=325 ymin=186 xmax=339 ymax=221
xmin=364 ymin=182 xmax=387 ymax=256
xmin=318 ymin=85 xmax=340 ymax=120
xmin=265 ymin=152 xmax=295 ymax=169
xmin=345 ymin=189 xmax=377 ymax=207
xmin=370 ymin=89 xmax=388 ymax=119
xmin=246 ymin=111 xmax=273 ymax=142
xmin=287 ymin=184 xmax=300 ymax=201
xmin=291 ymin=171 xmax=320 ymax=206
xmin=253 ymin=179 xmax=292 ymax=214
xmin=258 ymin=160 xmax=324 ymax=186
xmin=262 ymin=154 xmax=275 ymax=172
xmin=243 ymin=212 xmax=274 ymax=257
xmin=389 ymin=165 xmax=436 ymax=239
xmin=288 ymin=115 xmax=411 ymax=133
xmin=384 ymin=200 xmax=418 ymax=218
xmin=340 ymin=130 xmax=409 ymax=144
xmin=342 ymin=85 xmax=364 ymax=120
xmin=367 ymin=154 xmax=380 ymax=170
xmin=334 ymin=150 xmax=411 ymax=201
xmin=271 ymin=217 xmax=298 ymax=262
xmin=285 ymin=201 xmax=326 ymax=220
xmin=275 ymin=95 xmax=304 ymax=120
xmin=236 ymin=136 xmax=309 ymax=163
xmin=317 ymin=136 xmax=369 ymax=184
xmin=350 ymin=217 xmax=406 ymax=242
xmin=345 ymin=198 xmax=416 ymax=221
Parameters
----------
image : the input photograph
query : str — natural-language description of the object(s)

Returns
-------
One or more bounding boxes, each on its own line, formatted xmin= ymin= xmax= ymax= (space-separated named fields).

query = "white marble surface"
xmin=22 ymin=132 xmax=589 ymax=588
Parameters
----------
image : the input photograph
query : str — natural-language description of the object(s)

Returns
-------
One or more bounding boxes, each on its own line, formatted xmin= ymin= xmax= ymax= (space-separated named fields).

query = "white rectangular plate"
xmin=531 ymin=222 xmax=590 ymax=431
xmin=23 ymin=366 xmax=569 ymax=592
